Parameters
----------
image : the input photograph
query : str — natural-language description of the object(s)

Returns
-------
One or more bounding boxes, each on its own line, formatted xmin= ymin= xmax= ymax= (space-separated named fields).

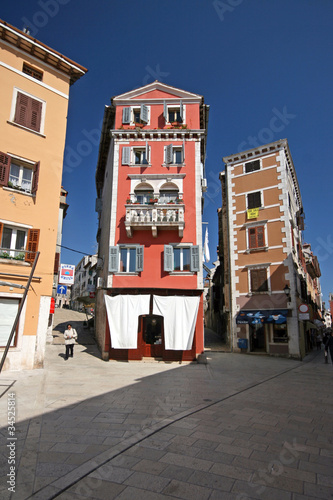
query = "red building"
xmin=95 ymin=82 xmax=209 ymax=361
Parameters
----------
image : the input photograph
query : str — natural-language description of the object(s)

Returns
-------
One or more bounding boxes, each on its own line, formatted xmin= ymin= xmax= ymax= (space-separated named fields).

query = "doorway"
xmin=249 ymin=323 xmax=266 ymax=352
xmin=139 ymin=315 xmax=164 ymax=357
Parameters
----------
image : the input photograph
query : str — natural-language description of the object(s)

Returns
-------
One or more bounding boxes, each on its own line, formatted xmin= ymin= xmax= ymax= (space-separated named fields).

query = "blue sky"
xmin=2 ymin=0 xmax=333 ymax=304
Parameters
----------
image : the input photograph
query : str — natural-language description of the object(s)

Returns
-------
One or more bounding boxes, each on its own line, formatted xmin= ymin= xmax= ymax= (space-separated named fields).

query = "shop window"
xmin=273 ymin=324 xmax=288 ymax=343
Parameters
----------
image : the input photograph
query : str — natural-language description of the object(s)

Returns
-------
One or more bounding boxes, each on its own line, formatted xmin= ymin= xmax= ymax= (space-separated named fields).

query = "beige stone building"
xmin=220 ymin=139 xmax=308 ymax=359
xmin=0 ymin=20 xmax=87 ymax=370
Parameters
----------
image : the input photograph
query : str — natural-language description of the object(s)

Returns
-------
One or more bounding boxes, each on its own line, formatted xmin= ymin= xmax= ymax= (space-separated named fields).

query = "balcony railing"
xmin=125 ymin=203 xmax=185 ymax=238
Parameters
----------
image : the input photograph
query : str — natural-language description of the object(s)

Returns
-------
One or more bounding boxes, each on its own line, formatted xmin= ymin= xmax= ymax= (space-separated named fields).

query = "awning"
xmin=306 ymin=321 xmax=319 ymax=331
xmin=236 ymin=310 xmax=288 ymax=325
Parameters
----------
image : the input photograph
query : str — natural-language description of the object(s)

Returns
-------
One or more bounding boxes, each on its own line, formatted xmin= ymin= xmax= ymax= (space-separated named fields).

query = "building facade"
xmin=0 ymin=20 xmax=86 ymax=370
xmin=95 ymin=81 xmax=209 ymax=361
xmin=72 ymin=254 xmax=97 ymax=311
xmin=220 ymin=139 xmax=309 ymax=359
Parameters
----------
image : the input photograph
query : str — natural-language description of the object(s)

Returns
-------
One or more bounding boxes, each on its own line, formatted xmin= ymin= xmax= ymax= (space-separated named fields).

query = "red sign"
xmin=89 ymin=292 xmax=95 ymax=299
xmin=50 ymin=297 xmax=55 ymax=314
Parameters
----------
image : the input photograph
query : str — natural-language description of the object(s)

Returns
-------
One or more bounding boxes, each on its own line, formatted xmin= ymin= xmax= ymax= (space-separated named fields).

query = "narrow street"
xmin=0 ymin=310 xmax=331 ymax=499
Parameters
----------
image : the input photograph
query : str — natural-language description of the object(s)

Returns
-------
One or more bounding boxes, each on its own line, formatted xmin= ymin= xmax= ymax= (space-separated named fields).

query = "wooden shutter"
xmin=179 ymin=100 xmax=184 ymax=121
xmin=140 ymin=104 xmax=149 ymax=123
xmin=190 ymin=246 xmax=200 ymax=272
xmin=145 ymin=141 xmax=149 ymax=162
xmin=14 ymin=92 xmax=42 ymax=132
xmin=30 ymin=98 xmax=42 ymax=132
xmin=31 ymin=161 xmax=40 ymax=194
xmin=164 ymin=245 xmax=173 ymax=272
xmin=122 ymin=107 xmax=131 ymax=124
xmin=109 ymin=246 xmax=119 ymax=272
xmin=136 ymin=245 xmax=144 ymax=272
xmin=251 ymin=268 xmax=268 ymax=292
xmin=249 ymin=228 xmax=257 ymax=248
xmin=182 ymin=140 xmax=185 ymax=162
xmin=54 ymin=252 xmax=60 ymax=274
xmin=165 ymin=144 xmax=173 ymax=164
xmin=257 ymin=226 xmax=264 ymax=247
xmin=163 ymin=100 xmax=168 ymax=121
xmin=122 ymin=146 xmax=131 ymax=165
xmin=248 ymin=191 xmax=261 ymax=209
xmin=25 ymin=229 xmax=40 ymax=263
xmin=0 ymin=152 xmax=11 ymax=186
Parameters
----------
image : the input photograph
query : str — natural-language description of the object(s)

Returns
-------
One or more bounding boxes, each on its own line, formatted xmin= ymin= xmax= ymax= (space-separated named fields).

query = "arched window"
xmin=134 ymin=183 xmax=154 ymax=204
xmin=159 ymin=182 xmax=179 ymax=203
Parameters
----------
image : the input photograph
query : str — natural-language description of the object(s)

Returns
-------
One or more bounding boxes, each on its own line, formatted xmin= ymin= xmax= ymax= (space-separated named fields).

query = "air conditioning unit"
xmin=97 ymin=277 xmax=103 ymax=289
xmin=201 ymin=178 xmax=207 ymax=192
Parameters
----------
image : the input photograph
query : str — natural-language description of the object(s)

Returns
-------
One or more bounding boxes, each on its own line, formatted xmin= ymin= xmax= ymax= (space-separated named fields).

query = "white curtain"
xmin=104 ymin=295 xmax=150 ymax=349
xmin=152 ymin=295 xmax=200 ymax=350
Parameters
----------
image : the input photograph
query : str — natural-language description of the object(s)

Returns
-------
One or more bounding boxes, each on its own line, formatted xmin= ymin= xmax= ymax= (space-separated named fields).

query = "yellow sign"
xmin=247 ymin=208 xmax=259 ymax=219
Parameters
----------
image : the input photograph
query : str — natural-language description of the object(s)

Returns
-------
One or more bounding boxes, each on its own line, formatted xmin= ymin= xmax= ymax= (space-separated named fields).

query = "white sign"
xmin=59 ymin=264 xmax=75 ymax=285
xmin=299 ymin=312 xmax=310 ymax=320
xmin=298 ymin=304 xmax=309 ymax=313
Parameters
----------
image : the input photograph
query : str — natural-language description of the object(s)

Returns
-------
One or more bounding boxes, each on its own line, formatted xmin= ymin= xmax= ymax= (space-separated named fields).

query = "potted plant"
xmin=135 ymin=122 xmax=144 ymax=129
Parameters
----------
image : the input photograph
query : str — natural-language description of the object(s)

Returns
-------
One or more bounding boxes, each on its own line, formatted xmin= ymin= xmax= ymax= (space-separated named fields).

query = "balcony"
xmin=125 ymin=203 xmax=185 ymax=238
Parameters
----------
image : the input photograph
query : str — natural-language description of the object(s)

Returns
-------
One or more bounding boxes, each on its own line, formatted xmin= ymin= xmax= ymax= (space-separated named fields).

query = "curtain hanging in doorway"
xmin=104 ymin=295 xmax=150 ymax=349
xmin=152 ymin=295 xmax=200 ymax=350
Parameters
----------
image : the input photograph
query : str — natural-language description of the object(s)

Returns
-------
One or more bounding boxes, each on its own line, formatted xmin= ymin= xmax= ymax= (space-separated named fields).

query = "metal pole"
xmin=0 ymin=251 xmax=40 ymax=373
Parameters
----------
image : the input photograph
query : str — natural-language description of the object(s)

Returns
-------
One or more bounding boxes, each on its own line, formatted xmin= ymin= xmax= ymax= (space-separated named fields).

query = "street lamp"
xmin=283 ymin=284 xmax=291 ymax=302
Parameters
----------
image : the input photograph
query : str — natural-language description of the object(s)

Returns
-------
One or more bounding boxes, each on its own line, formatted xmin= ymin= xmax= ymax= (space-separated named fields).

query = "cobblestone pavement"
xmin=0 ymin=310 xmax=332 ymax=499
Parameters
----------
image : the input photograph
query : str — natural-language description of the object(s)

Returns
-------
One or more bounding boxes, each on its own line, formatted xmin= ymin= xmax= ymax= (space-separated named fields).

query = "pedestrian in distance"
xmin=316 ymin=331 xmax=322 ymax=350
xmin=64 ymin=324 xmax=78 ymax=360
xmin=323 ymin=330 xmax=330 ymax=364
xmin=324 ymin=329 xmax=333 ymax=366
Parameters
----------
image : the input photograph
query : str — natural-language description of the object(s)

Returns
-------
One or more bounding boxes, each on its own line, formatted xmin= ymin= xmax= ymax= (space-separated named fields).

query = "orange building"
xmin=95 ymin=82 xmax=209 ymax=361
xmin=221 ymin=139 xmax=308 ymax=359
xmin=0 ymin=20 xmax=87 ymax=370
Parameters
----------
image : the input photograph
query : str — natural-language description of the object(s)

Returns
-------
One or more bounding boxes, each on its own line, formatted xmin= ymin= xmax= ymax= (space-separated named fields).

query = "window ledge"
xmin=246 ymin=246 xmax=268 ymax=253
xmin=112 ymin=272 xmax=139 ymax=276
xmin=248 ymin=291 xmax=271 ymax=296
xmin=162 ymin=163 xmax=186 ymax=168
xmin=129 ymin=163 xmax=152 ymax=168
xmin=0 ymin=258 xmax=30 ymax=266
xmin=3 ymin=187 xmax=34 ymax=197
xmin=7 ymin=121 xmax=45 ymax=138
xmin=169 ymin=271 xmax=194 ymax=276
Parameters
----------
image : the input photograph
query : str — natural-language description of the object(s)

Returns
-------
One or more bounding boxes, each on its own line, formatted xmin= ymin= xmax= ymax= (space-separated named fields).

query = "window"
xmin=165 ymin=144 xmax=185 ymax=165
xmin=109 ymin=245 xmax=144 ymax=273
xmin=248 ymin=226 xmax=265 ymax=249
xmin=134 ymin=190 xmax=154 ymax=204
xmin=159 ymin=190 xmax=179 ymax=203
xmin=122 ymin=143 xmax=150 ymax=166
xmin=272 ymin=324 xmax=288 ymax=344
xmin=164 ymin=245 xmax=199 ymax=272
xmin=134 ymin=149 xmax=148 ymax=165
xmin=122 ymin=104 xmax=149 ymax=125
xmin=13 ymin=91 xmax=43 ymax=132
xmin=22 ymin=63 xmax=43 ymax=81
xmin=250 ymin=268 xmax=269 ymax=293
xmin=163 ymin=100 xmax=184 ymax=123
xmin=247 ymin=191 xmax=262 ymax=209
xmin=245 ymin=159 xmax=260 ymax=173
xmin=0 ymin=223 xmax=39 ymax=263
xmin=0 ymin=152 xmax=39 ymax=194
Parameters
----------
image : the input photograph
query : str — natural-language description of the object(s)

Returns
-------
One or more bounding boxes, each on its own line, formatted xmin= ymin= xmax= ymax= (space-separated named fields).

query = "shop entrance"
xmin=139 ymin=315 xmax=164 ymax=357
xmin=249 ymin=323 xmax=266 ymax=352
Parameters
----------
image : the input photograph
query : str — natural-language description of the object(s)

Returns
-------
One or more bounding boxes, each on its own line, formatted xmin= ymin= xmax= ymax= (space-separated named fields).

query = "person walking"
xmin=323 ymin=330 xmax=330 ymax=364
xmin=325 ymin=330 xmax=333 ymax=365
xmin=64 ymin=324 xmax=78 ymax=360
